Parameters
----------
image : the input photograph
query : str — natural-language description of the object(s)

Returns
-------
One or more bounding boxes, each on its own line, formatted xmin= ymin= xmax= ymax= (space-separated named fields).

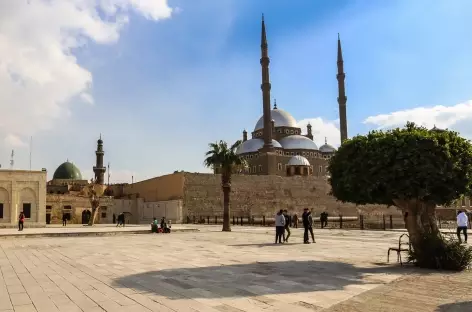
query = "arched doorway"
xmin=82 ymin=210 xmax=91 ymax=224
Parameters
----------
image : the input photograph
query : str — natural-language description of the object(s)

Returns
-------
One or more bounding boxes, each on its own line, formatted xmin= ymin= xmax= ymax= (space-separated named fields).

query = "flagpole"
xmin=29 ymin=136 xmax=32 ymax=171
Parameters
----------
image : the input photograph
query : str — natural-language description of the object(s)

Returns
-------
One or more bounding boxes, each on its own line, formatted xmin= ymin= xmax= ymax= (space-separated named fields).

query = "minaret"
xmin=242 ymin=129 xmax=248 ymax=142
xmin=261 ymin=15 xmax=273 ymax=149
xmin=337 ymin=34 xmax=348 ymax=143
xmin=93 ymin=134 xmax=106 ymax=184
xmin=306 ymin=123 xmax=313 ymax=140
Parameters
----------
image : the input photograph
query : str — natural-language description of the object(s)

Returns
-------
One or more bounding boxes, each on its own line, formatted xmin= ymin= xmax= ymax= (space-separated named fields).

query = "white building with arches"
xmin=0 ymin=169 xmax=47 ymax=227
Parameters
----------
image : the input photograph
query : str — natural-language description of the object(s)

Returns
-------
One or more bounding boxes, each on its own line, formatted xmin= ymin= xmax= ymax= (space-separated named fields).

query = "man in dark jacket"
xmin=302 ymin=208 xmax=315 ymax=244
xmin=283 ymin=210 xmax=291 ymax=242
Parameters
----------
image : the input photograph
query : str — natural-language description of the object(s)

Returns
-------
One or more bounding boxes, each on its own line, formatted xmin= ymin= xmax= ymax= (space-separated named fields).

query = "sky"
xmin=1 ymin=0 xmax=472 ymax=183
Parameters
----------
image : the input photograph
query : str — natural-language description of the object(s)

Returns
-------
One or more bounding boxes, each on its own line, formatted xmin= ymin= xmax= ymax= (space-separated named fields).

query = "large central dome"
xmin=254 ymin=108 xmax=297 ymax=131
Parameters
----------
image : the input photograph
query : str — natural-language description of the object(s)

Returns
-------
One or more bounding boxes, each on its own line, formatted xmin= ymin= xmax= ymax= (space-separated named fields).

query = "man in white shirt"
xmin=456 ymin=210 xmax=468 ymax=243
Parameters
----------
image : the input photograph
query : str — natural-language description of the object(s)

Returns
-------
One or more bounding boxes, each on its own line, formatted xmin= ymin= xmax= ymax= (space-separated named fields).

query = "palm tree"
xmin=204 ymin=140 xmax=247 ymax=231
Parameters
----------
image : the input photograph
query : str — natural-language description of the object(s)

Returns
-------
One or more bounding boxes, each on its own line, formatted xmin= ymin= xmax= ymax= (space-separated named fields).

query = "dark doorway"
xmin=82 ymin=210 xmax=91 ymax=224
xmin=23 ymin=203 xmax=31 ymax=218
xmin=46 ymin=213 xmax=51 ymax=224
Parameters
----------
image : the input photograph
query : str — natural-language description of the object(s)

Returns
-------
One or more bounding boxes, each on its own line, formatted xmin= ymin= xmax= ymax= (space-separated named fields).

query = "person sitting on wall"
xmin=151 ymin=217 xmax=158 ymax=233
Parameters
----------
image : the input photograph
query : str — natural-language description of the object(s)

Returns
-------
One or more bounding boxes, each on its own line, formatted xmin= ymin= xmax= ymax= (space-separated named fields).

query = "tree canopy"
xmin=204 ymin=140 xmax=247 ymax=177
xmin=328 ymin=122 xmax=472 ymax=207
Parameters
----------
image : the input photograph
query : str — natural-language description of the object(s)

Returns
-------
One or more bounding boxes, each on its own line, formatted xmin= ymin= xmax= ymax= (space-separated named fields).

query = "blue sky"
xmin=2 ymin=0 xmax=472 ymax=182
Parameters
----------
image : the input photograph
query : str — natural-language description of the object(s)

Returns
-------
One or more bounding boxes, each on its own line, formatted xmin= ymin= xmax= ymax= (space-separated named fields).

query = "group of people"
xmin=275 ymin=208 xmax=316 ymax=244
xmin=151 ymin=217 xmax=172 ymax=233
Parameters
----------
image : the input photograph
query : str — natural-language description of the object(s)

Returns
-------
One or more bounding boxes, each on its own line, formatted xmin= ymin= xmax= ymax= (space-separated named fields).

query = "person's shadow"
xmin=436 ymin=301 xmax=472 ymax=311
xmin=113 ymin=260 xmax=417 ymax=300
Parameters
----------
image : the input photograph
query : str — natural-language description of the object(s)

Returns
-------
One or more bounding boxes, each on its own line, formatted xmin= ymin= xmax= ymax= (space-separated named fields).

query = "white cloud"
xmin=4 ymin=134 xmax=27 ymax=148
xmin=297 ymin=118 xmax=341 ymax=148
xmin=0 ymin=0 xmax=172 ymax=142
xmin=364 ymin=100 xmax=472 ymax=136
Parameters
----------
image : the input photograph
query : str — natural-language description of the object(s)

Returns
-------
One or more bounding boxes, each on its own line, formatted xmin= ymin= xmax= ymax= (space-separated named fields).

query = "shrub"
xmin=408 ymin=233 xmax=472 ymax=271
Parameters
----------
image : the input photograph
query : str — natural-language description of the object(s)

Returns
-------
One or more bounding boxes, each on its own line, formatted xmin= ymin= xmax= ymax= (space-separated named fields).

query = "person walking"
xmin=275 ymin=209 xmax=285 ymax=244
xmin=293 ymin=213 xmax=299 ymax=228
xmin=62 ymin=213 xmax=67 ymax=227
xmin=457 ymin=210 xmax=468 ymax=243
xmin=18 ymin=211 xmax=25 ymax=231
xmin=302 ymin=208 xmax=315 ymax=244
xmin=283 ymin=210 xmax=291 ymax=242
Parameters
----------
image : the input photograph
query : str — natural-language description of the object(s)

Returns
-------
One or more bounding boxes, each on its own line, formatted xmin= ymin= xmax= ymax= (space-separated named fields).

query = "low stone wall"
xmin=182 ymin=173 xmax=400 ymax=218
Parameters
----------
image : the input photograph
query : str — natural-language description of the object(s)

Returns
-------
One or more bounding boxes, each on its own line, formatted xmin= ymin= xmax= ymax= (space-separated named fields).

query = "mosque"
xmin=233 ymin=18 xmax=348 ymax=177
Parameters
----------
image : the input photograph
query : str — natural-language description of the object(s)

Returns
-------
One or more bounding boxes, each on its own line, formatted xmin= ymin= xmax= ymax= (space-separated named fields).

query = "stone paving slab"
xmin=0 ymin=227 xmax=469 ymax=311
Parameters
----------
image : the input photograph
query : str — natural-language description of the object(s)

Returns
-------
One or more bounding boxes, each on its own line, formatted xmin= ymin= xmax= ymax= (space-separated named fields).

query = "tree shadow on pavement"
xmin=113 ymin=260 xmax=413 ymax=299
xmin=436 ymin=301 xmax=472 ymax=312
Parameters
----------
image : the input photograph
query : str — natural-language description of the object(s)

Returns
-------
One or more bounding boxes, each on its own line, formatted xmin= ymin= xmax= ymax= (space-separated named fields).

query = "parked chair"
xmin=387 ymin=233 xmax=411 ymax=265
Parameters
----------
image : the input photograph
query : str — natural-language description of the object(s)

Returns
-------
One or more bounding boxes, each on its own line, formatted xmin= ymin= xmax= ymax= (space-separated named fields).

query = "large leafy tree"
xmin=329 ymin=122 xmax=472 ymax=250
xmin=204 ymin=140 xmax=247 ymax=232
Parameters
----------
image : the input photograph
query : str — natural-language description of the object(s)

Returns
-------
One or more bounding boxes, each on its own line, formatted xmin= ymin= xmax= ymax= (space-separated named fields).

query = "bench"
xmin=387 ymin=233 xmax=411 ymax=265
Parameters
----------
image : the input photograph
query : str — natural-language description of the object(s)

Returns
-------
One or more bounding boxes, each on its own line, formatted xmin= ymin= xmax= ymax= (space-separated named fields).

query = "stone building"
xmin=0 ymin=169 xmax=47 ymax=228
xmin=232 ymin=18 xmax=345 ymax=176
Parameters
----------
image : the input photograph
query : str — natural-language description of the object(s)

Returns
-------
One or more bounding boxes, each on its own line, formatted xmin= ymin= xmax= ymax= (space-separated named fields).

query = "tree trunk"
xmin=88 ymin=206 xmax=100 ymax=226
xmin=393 ymin=199 xmax=440 ymax=252
xmin=88 ymin=199 xmax=100 ymax=226
xmin=222 ymin=186 xmax=231 ymax=232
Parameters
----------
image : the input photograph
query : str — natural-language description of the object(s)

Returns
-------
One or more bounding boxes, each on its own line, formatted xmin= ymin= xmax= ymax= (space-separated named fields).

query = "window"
xmin=63 ymin=205 xmax=72 ymax=210
xmin=319 ymin=166 xmax=323 ymax=173
xmin=46 ymin=205 xmax=52 ymax=211
xmin=462 ymin=198 xmax=467 ymax=207
xmin=290 ymin=130 xmax=294 ymax=134
xmin=101 ymin=212 xmax=107 ymax=218
xmin=278 ymin=163 xmax=282 ymax=171
xmin=0 ymin=203 xmax=3 ymax=219
xmin=285 ymin=129 xmax=289 ymax=134
xmin=252 ymin=166 xmax=256 ymax=173
xmin=310 ymin=152 xmax=314 ymax=157
xmin=296 ymin=152 xmax=300 ymax=156
xmin=258 ymin=165 xmax=262 ymax=172
xmin=291 ymin=152 xmax=294 ymax=156
xmin=23 ymin=203 xmax=31 ymax=218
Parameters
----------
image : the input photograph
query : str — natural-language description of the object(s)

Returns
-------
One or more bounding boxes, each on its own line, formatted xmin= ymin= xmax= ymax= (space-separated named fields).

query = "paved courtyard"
xmin=0 ymin=226 xmax=471 ymax=312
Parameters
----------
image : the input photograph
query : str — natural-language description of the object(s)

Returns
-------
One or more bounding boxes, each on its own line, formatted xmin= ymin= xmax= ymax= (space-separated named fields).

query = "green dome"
xmin=53 ymin=162 xmax=83 ymax=180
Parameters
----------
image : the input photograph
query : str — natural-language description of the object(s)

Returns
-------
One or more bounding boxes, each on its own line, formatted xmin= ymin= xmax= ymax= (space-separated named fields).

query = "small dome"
xmin=288 ymin=155 xmax=310 ymax=166
xmin=254 ymin=108 xmax=297 ymax=131
xmin=53 ymin=162 xmax=83 ymax=180
xmin=319 ymin=138 xmax=336 ymax=153
xmin=279 ymin=135 xmax=318 ymax=150
xmin=236 ymin=139 xmax=282 ymax=155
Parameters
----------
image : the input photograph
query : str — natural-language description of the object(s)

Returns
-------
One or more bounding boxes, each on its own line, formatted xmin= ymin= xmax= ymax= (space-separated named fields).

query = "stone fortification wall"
xmin=182 ymin=173 xmax=400 ymax=218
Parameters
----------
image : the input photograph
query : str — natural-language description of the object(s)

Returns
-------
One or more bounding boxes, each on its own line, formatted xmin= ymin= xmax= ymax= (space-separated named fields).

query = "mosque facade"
xmin=233 ymin=18 xmax=347 ymax=176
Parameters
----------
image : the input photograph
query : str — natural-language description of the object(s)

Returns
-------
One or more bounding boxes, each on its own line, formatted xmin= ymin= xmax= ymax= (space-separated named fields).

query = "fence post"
xmin=360 ymin=215 xmax=364 ymax=230
xmin=215 ymin=216 xmax=217 ymax=224
xmin=389 ymin=215 xmax=393 ymax=229
xmin=233 ymin=216 xmax=235 ymax=225
xmin=382 ymin=215 xmax=386 ymax=230
xmin=339 ymin=215 xmax=343 ymax=229
xmin=263 ymin=216 xmax=266 ymax=226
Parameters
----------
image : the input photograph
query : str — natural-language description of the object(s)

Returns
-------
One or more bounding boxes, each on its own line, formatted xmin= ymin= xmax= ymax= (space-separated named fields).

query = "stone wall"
xmin=182 ymin=173 xmax=400 ymax=218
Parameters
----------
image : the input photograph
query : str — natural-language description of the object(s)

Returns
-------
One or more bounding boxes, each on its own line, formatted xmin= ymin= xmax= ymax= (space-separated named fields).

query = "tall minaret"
xmin=337 ymin=34 xmax=348 ymax=143
xmin=260 ymin=15 xmax=273 ymax=149
xmin=93 ymin=134 xmax=106 ymax=184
